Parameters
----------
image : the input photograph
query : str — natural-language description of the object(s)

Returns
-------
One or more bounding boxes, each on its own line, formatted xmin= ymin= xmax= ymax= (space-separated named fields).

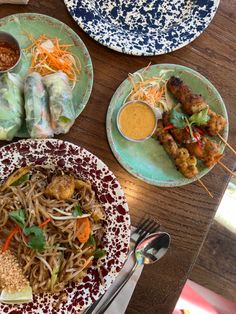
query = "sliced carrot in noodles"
xmin=2 ymin=227 xmax=19 ymax=253
xmin=76 ymin=217 xmax=91 ymax=243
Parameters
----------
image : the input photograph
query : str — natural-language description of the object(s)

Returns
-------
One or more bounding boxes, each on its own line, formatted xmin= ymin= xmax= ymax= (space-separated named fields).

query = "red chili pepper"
xmin=193 ymin=132 xmax=203 ymax=149
xmin=194 ymin=126 xmax=205 ymax=136
xmin=163 ymin=124 xmax=174 ymax=131
xmin=185 ymin=126 xmax=190 ymax=133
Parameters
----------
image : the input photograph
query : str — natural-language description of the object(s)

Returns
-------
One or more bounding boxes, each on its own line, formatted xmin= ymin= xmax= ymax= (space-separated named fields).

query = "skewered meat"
xmin=162 ymin=112 xmax=223 ymax=168
xmin=156 ymin=129 xmax=199 ymax=178
xmin=157 ymin=131 xmax=179 ymax=159
xmin=167 ymin=77 xmax=227 ymax=135
xmin=167 ymin=76 xmax=208 ymax=115
xmin=204 ymin=109 xmax=227 ymax=136
xmin=186 ymin=138 xmax=222 ymax=168
xmin=163 ymin=112 xmax=199 ymax=144
xmin=175 ymin=148 xmax=198 ymax=179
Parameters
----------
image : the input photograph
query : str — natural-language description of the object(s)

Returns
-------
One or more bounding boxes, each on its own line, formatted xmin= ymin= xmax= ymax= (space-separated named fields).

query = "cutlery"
xmin=84 ymin=217 xmax=160 ymax=314
xmin=97 ymin=231 xmax=171 ymax=314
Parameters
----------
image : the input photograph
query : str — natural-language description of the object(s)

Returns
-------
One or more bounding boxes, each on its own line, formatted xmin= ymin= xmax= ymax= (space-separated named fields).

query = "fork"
xmin=84 ymin=217 xmax=160 ymax=314
xmin=129 ymin=217 xmax=161 ymax=255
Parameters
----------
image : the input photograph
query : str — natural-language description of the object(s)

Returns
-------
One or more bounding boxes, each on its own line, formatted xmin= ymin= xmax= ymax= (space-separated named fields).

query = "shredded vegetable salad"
xmin=24 ymin=34 xmax=81 ymax=89
xmin=125 ymin=70 xmax=174 ymax=112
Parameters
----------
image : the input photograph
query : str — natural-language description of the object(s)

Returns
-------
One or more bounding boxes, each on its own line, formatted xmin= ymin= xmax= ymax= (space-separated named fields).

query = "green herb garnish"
xmin=9 ymin=209 xmax=46 ymax=252
xmin=23 ymin=225 xmax=46 ymax=252
xmin=11 ymin=173 xmax=30 ymax=186
xmin=189 ymin=108 xmax=209 ymax=126
xmin=72 ymin=204 xmax=83 ymax=217
xmin=184 ymin=117 xmax=194 ymax=140
xmin=87 ymin=234 xmax=96 ymax=247
xmin=170 ymin=108 xmax=188 ymax=128
xmin=51 ymin=263 xmax=60 ymax=290
xmin=9 ymin=209 xmax=26 ymax=229
xmin=169 ymin=108 xmax=209 ymax=140
xmin=93 ymin=249 xmax=106 ymax=259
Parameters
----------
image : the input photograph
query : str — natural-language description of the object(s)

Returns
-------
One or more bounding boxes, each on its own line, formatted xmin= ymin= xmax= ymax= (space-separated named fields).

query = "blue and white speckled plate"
xmin=64 ymin=0 xmax=220 ymax=56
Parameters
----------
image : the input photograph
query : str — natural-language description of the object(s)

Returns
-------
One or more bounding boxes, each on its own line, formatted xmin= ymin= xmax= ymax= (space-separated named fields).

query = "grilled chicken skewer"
xmin=156 ymin=128 xmax=199 ymax=178
xmin=163 ymin=112 xmax=223 ymax=168
xmin=167 ymin=76 xmax=227 ymax=136
xmin=156 ymin=128 xmax=213 ymax=197
xmin=163 ymin=113 xmax=236 ymax=177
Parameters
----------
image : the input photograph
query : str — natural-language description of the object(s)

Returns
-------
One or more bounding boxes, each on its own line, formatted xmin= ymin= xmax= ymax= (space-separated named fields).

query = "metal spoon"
xmin=95 ymin=231 xmax=171 ymax=314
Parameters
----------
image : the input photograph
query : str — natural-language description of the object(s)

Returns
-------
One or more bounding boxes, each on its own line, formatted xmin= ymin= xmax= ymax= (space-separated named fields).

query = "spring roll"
xmin=0 ymin=73 xmax=24 ymax=140
xmin=43 ymin=71 xmax=75 ymax=134
xmin=24 ymin=72 xmax=53 ymax=138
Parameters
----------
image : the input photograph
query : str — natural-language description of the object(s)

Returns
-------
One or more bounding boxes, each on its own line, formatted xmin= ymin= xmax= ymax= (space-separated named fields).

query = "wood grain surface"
xmin=190 ymin=221 xmax=236 ymax=303
xmin=0 ymin=1 xmax=236 ymax=313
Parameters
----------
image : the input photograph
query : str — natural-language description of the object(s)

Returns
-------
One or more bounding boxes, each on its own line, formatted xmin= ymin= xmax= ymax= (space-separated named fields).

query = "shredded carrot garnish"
xmin=39 ymin=218 xmax=51 ymax=228
xmin=125 ymin=68 xmax=172 ymax=112
xmin=2 ymin=227 xmax=19 ymax=253
xmin=23 ymin=33 xmax=81 ymax=89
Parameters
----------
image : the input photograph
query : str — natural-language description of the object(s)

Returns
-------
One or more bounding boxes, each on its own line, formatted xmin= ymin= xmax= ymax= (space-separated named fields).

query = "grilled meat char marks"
xmin=167 ymin=76 xmax=227 ymax=136
xmin=167 ymin=76 xmax=208 ymax=115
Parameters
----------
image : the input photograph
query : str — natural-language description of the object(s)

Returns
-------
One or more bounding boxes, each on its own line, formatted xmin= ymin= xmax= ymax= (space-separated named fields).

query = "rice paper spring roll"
xmin=24 ymin=72 xmax=53 ymax=138
xmin=43 ymin=71 xmax=75 ymax=134
xmin=0 ymin=73 xmax=24 ymax=140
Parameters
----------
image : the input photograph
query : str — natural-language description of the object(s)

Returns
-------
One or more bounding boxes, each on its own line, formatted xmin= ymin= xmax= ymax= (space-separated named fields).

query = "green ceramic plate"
xmin=106 ymin=64 xmax=229 ymax=187
xmin=0 ymin=13 xmax=93 ymax=137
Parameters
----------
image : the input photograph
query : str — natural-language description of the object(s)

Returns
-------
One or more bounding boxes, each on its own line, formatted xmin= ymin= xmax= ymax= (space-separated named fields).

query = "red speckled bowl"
xmin=0 ymin=139 xmax=130 ymax=313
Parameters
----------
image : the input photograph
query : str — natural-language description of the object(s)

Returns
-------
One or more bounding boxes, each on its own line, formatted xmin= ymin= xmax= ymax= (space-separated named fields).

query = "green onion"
xmin=11 ymin=173 xmax=30 ymax=186
xmin=93 ymin=249 xmax=106 ymax=259
xmin=72 ymin=204 xmax=83 ymax=217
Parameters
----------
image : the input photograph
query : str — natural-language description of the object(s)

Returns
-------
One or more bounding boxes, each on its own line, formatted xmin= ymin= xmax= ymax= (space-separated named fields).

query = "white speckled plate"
xmin=0 ymin=139 xmax=130 ymax=313
xmin=64 ymin=0 xmax=220 ymax=56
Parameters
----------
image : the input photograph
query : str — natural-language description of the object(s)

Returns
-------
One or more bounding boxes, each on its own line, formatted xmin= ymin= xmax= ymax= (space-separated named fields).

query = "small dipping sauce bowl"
xmin=0 ymin=32 xmax=21 ymax=73
xmin=117 ymin=100 xmax=158 ymax=142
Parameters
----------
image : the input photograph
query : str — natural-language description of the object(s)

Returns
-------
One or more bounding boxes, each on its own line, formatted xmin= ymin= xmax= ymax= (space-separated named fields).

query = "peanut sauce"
xmin=0 ymin=42 xmax=20 ymax=71
xmin=118 ymin=102 xmax=156 ymax=141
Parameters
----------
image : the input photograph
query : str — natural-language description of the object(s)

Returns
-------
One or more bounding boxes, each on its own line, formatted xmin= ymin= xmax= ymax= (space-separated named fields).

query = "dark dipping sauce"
xmin=0 ymin=41 xmax=20 ymax=71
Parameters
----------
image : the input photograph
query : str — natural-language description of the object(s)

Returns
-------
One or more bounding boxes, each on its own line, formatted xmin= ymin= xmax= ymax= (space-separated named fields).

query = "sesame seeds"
xmin=0 ymin=250 xmax=29 ymax=292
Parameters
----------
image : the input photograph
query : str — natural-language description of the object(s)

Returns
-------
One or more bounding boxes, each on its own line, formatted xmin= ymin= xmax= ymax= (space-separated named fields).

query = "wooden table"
xmin=1 ymin=1 xmax=236 ymax=313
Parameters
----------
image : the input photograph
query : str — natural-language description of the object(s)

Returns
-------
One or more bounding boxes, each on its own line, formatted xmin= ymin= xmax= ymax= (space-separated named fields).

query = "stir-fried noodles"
xmin=0 ymin=167 xmax=106 ymax=295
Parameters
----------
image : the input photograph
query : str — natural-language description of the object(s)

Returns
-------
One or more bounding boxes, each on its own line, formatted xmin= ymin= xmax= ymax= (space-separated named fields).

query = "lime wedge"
xmin=0 ymin=286 xmax=33 ymax=304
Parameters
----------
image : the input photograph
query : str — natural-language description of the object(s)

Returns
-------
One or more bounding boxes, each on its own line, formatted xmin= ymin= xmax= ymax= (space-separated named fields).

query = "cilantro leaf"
xmin=93 ymin=249 xmax=106 ymax=259
xmin=86 ymin=234 xmax=96 ymax=247
xmin=170 ymin=109 xmax=188 ymax=129
xmin=189 ymin=108 xmax=209 ymax=126
xmin=23 ymin=225 xmax=46 ymax=252
xmin=184 ymin=117 xmax=194 ymax=141
xmin=72 ymin=204 xmax=83 ymax=217
xmin=11 ymin=173 xmax=30 ymax=186
xmin=9 ymin=209 xmax=26 ymax=229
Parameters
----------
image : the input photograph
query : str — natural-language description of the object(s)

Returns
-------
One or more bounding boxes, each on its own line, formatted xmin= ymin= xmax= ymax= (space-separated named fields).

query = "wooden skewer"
xmin=218 ymin=160 xmax=236 ymax=177
xmin=217 ymin=133 xmax=236 ymax=156
xmin=196 ymin=177 xmax=214 ymax=198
